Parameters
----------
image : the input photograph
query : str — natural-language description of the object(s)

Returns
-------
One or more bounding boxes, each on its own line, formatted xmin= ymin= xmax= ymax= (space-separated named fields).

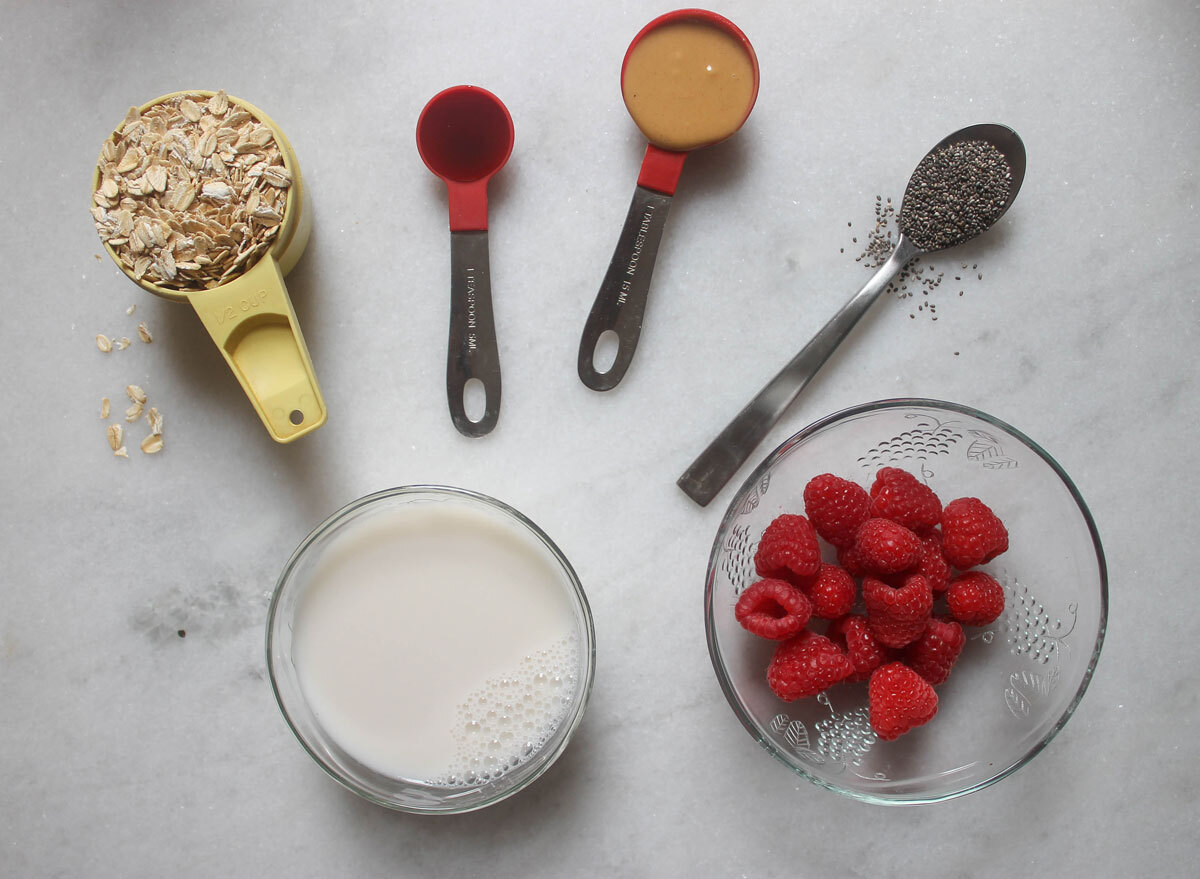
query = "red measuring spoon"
xmin=417 ymin=85 xmax=514 ymax=436
xmin=577 ymin=9 xmax=759 ymax=391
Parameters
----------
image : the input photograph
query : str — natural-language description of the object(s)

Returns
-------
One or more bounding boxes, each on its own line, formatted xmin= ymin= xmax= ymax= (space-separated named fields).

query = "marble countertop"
xmin=3 ymin=1 xmax=1198 ymax=875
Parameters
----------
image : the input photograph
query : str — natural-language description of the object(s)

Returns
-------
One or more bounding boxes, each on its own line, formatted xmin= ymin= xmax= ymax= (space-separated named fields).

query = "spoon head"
xmin=621 ymin=9 xmax=759 ymax=152
xmin=416 ymin=86 xmax=514 ymax=183
xmin=899 ymin=123 xmax=1026 ymax=253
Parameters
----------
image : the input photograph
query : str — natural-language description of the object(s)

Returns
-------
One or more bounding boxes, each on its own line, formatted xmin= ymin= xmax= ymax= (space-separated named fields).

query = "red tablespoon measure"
xmin=417 ymin=85 xmax=514 ymax=436
xmin=577 ymin=9 xmax=759 ymax=391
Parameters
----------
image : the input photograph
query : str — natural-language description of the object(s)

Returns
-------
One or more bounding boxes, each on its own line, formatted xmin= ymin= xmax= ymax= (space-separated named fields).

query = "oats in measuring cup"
xmin=92 ymin=91 xmax=292 ymax=292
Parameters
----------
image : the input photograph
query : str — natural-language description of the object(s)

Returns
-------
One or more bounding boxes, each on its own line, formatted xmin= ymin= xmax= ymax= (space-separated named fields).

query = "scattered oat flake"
xmin=126 ymin=384 xmax=147 ymax=404
xmin=147 ymin=407 xmax=163 ymax=435
xmin=126 ymin=304 xmax=136 ymax=315
xmin=125 ymin=402 xmax=144 ymax=422
xmin=117 ymin=337 xmax=132 ymax=350
xmin=101 ymin=397 xmax=111 ymax=419
xmin=140 ymin=434 xmax=164 ymax=454
xmin=137 ymin=322 xmax=153 ymax=343
xmin=96 ymin=334 xmax=113 ymax=353
xmin=107 ymin=423 xmax=123 ymax=450
xmin=114 ymin=446 xmax=129 ymax=458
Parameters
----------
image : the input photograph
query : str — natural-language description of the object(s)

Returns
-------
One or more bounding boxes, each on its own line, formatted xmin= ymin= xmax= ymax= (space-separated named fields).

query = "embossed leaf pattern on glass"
xmin=739 ymin=472 xmax=772 ymax=516
xmin=1004 ymin=667 xmax=1061 ymax=718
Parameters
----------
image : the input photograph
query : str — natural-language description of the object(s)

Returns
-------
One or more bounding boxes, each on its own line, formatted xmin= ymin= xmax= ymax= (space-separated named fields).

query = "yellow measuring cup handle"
xmin=186 ymin=254 xmax=326 ymax=442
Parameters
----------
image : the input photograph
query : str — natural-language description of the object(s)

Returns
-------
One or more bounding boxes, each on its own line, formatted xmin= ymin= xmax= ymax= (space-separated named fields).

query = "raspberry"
xmin=941 ymin=497 xmax=1009 ymax=569
xmin=868 ymin=662 xmax=938 ymax=740
xmin=802 ymin=564 xmax=857 ymax=619
xmin=754 ymin=514 xmax=821 ymax=582
xmin=767 ymin=630 xmax=856 ymax=701
xmin=854 ymin=518 xmax=923 ymax=574
xmin=915 ymin=531 xmax=951 ymax=593
xmin=803 ymin=474 xmax=870 ymax=548
xmin=828 ymin=614 xmax=890 ymax=682
xmin=836 ymin=542 xmax=869 ymax=578
xmin=868 ymin=467 xmax=942 ymax=533
xmin=734 ymin=579 xmax=813 ymax=640
xmin=946 ymin=571 xmax=1006 ymax=625
xmin=863 ymin=574 xmax=932 ymax=648
xmin=904 ymin=618 xmax=966 ymax=685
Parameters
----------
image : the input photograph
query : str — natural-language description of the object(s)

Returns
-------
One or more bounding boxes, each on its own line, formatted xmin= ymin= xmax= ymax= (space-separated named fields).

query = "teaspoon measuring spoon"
xmin=417 ymin=85 xmax=513 ymax=437
xmin=678 ymin=123 xmax=1027 ymax=506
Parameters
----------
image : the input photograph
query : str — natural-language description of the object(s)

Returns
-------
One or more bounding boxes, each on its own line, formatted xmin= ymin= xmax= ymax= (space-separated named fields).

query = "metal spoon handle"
xmin=578 ymin=185 xmax=674 ymax=391
xmin=447 ymin=230 xmax=501 ymax=437
xmin=677 ymin=236 xmax=921 ymax=506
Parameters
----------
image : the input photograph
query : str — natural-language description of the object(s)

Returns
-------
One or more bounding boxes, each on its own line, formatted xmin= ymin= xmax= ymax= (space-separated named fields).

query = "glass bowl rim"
xmin=703 ymin=397 xmax=1109 ymax=805
xmin=266 ymin=484 xmax=598 ymax=814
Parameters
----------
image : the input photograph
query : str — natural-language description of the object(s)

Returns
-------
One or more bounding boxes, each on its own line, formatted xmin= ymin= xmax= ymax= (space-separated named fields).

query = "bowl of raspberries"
xmin=705 ymin=399 xmax=1107 ymax=803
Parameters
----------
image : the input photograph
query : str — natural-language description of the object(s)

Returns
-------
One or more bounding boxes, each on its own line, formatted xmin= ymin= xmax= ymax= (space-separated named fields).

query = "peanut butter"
xmin=622 ymin=20 xmax=755 ymax=152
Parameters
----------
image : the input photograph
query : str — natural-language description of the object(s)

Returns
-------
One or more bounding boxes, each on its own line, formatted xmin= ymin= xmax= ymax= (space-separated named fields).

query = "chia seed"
xmin=898 ymin=139 xmax=1012 ymax=251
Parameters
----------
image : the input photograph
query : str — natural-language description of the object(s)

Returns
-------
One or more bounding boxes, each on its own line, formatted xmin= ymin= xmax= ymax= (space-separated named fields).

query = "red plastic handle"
xmin=446 ymin=179 xmax=490 ymax=232
xmin=637 ymin=144 xmax=688 ymax=195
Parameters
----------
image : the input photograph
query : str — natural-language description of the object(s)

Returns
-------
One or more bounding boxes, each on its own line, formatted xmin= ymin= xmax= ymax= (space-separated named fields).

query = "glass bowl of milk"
xmin=267 ymin=486 xmax=596 ymax=813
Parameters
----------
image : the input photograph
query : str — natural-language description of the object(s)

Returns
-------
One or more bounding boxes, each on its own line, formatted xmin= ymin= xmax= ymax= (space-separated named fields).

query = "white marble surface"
xmin=2 ymin=0 xmax=1198 ymax=875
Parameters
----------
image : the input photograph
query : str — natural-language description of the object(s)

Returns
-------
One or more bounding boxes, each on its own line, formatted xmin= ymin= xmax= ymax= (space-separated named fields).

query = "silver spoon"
xmin=677 ymin=123 xmax=1027 ymax=506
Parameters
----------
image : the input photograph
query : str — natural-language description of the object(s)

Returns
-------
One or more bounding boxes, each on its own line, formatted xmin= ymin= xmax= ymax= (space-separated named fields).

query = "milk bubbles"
xmin=434 ymin=634 xmax=581 ymax=786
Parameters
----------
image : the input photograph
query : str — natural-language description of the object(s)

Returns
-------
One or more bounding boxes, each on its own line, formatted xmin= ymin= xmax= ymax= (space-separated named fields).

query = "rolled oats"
xmin=93 ymin=90 xmax=292 ymax=292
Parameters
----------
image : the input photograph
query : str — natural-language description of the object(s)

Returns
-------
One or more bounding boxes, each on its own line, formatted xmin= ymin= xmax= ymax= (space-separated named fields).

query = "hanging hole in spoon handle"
xmin=447 ymin=230 xmax=501 ymax=437
xmin=577 ymin=146 xmax=686 ymax=391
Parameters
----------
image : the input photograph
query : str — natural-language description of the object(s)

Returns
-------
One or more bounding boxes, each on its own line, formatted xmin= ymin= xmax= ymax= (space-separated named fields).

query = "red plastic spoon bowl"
xmin=417 ymin=85 xmax=514 ymax=436
xmin=577 ymin=9 xmax=759 ymax=391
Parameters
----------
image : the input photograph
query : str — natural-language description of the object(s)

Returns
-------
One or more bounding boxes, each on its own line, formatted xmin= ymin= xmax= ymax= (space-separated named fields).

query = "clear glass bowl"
xmin=267 ymin=486 xmax=596 ymax=813
xmin=705 ymin=399 xmax=1107 ymax=804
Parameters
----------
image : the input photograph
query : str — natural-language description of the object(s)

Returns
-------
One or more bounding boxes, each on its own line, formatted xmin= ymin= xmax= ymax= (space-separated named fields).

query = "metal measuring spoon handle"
xmin=578 ymin=184 xmax=674 ymax=390
xmin=677 ymin=236 xmax=921 ymax=506
xmin=447 ymin=230 xmax=501 ymax=437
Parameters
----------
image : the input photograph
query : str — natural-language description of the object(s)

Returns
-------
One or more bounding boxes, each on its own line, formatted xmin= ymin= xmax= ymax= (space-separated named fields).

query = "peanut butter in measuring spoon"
xmin=577 ymin=11 xmax=758 ymax=392
xmin=622 ymin=20 xmax=756 ymax=151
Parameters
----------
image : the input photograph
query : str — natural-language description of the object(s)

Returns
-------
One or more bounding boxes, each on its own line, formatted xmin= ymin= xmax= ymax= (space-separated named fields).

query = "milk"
xmin=291 ymin=503 xmax=583 ymax=785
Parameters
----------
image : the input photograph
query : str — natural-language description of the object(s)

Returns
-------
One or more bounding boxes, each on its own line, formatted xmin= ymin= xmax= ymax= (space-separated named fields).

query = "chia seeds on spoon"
xmin=898 ymin=139 xmax=1013 ymax=251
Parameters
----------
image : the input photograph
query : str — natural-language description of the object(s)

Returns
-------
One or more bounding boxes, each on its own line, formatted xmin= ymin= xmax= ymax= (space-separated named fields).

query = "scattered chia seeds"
xmin=845 ymin=192 xmax=989 ymax=321
xmin=898 ymin=139 xmax=1012 ymax=251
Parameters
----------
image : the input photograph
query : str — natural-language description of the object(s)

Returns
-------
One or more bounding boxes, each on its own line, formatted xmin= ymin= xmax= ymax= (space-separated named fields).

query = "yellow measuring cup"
xmin=93 ymin=90 xmax=326 ymax=443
